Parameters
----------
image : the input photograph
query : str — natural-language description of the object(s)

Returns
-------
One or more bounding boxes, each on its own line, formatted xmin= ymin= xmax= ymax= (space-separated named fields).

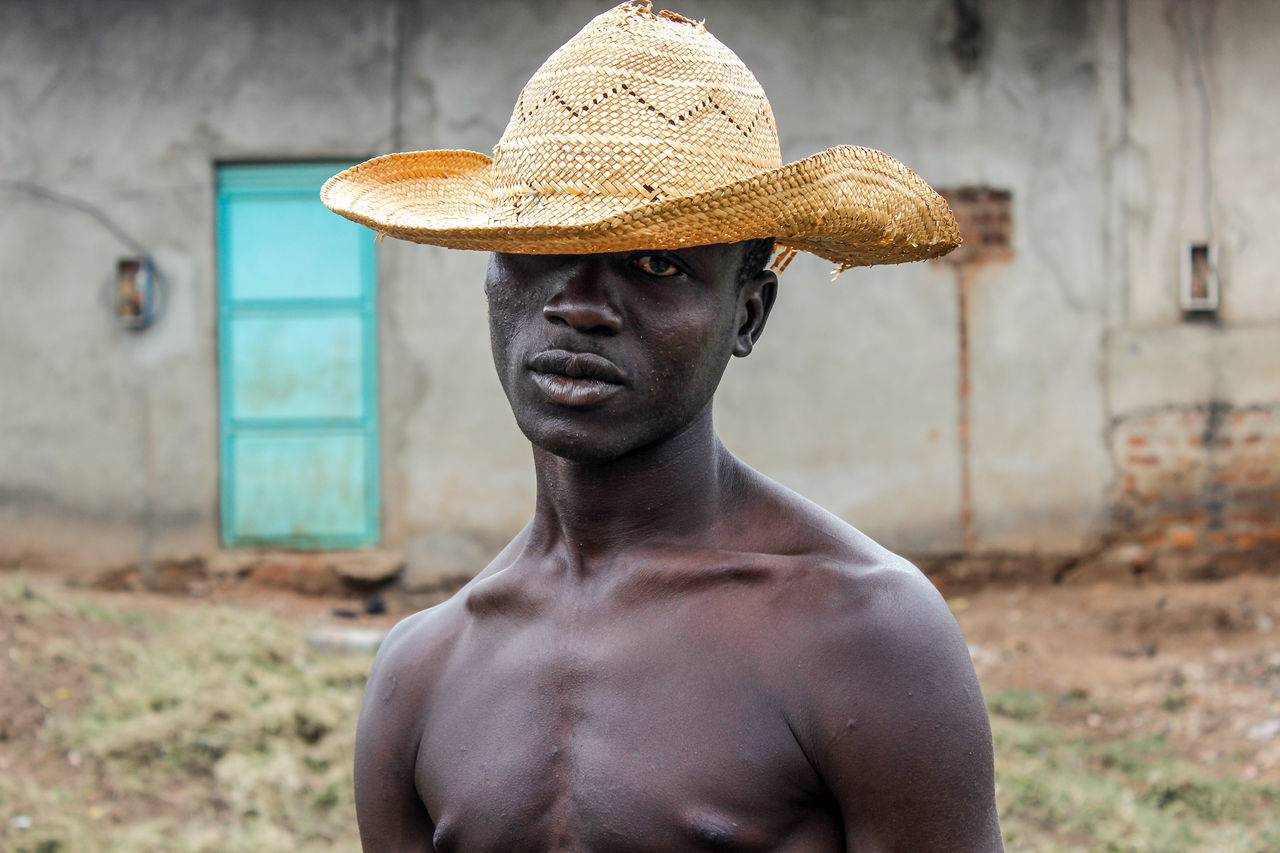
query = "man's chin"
xmin=514 ymin=399 xmax=711 ymax=466
xmin=516 ymin=417 xmax=651 ymax=465
xmin=524 ymin=431 xmax=632 ymax=465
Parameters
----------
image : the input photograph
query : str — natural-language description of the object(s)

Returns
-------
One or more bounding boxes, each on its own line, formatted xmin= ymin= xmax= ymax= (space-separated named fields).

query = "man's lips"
xmin=526 ymin=349 xmax=626 ymax=406
xmin=527 ymin=349 xmax=627 ymax=382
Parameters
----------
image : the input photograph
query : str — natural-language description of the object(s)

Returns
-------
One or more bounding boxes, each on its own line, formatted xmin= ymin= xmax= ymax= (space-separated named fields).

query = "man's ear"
xmin=733 ymin=269 xmax=778 ymax=358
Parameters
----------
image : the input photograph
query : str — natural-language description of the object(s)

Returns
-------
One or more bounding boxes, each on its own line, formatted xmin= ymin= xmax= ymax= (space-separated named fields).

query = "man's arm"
xmin=796 ymin=562 xmax=1003 ymax=852
xmin=354 ymin=613 xmax=438 ymax=853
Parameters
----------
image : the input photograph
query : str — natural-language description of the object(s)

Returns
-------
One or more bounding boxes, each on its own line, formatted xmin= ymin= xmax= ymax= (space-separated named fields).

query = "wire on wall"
xmin=0 ymin=179 xmax=164 ymax=327
xmin=0 ymin=179 xmax=151 ymax=257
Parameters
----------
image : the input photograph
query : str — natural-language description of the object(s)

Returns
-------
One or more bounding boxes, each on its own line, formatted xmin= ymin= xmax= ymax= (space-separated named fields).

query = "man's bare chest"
xmin=415 ymin=597 xmax=839 ymax=852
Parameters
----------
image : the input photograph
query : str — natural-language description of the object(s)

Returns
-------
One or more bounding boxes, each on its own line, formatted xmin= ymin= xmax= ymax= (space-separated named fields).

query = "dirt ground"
xmin=2 ymin=566 xmax=1279 ymax=848
xmin=955 ymin=572 xmax=1280 ymax=782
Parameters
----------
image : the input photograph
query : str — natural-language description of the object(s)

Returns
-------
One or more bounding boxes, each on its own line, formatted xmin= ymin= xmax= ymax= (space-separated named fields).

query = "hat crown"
xmin=321 ymin=1 xmax=960 ymax=268
xmin=489 ymin=2 xmax=782 ymax=217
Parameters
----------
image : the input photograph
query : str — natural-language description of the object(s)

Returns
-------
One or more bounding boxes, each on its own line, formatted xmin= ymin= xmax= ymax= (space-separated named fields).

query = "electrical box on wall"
xmin=1181 ymin=242 xmax=1219 ymax=315
xmin=116 ymin=257 xmax=157 ymax=329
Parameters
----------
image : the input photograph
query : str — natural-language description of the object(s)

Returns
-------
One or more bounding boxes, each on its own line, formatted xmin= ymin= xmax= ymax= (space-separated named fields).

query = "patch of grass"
xmin=990 ymin=688 xmax=1047 ymax=722
xmin=68 ymin=598 xmax=146 ymax=626
xmin=1 ymin=586 xmax=373 ymax=852
xmin=1 ymin=573 xmax=140 ymax=626
xmin=992 ymin=695 xmax=1280 ymax=852
xmin=71 ymin=605 xmax=371 ymax=850
xmin=1 ymin=572 xmax=46 ymax=606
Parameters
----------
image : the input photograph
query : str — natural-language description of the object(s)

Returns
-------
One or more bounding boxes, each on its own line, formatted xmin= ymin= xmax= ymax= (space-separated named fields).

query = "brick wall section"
xmin=1111 ymin=403 xmax=1280 ymax=551
xmin=937 ymin=187 xmax=1013 ymax=265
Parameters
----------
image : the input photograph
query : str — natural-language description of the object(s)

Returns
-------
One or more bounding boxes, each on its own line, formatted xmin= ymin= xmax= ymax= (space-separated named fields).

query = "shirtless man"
xmin=322 ymin=3 xmax=1001 ymax=850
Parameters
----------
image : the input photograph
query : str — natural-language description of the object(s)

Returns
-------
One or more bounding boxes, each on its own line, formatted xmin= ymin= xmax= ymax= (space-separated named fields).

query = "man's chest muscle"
xmin=415 ymin=613 xmax=823 ymax=852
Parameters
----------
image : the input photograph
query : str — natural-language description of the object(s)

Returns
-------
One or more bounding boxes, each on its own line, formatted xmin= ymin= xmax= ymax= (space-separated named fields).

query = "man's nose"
xmin=542 ymin=261 xmax=623 ymax=333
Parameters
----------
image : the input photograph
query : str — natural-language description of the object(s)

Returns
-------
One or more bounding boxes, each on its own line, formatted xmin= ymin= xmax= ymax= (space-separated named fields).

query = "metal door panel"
xmin=216 ymin=162 xmax=379 ymax=549
xmin=228 ymin=431 xmax=371 ymax=545
xmin=223 ymin=193 xmax=367 ymax=302
xmin=228 ymin=314 xmax=364 ymax=421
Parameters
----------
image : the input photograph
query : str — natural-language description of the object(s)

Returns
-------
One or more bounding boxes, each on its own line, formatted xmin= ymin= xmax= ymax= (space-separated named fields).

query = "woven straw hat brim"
xmin=321 ymin=144 xmax=961 ymax=269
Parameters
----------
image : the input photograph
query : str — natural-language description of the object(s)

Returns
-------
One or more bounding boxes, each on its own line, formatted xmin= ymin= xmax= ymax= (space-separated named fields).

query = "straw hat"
xmin=321 ymin=0 xmax=960 ymax=272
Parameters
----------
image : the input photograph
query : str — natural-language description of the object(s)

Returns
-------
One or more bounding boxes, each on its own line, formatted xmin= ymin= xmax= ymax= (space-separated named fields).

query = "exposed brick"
xmin=1206 ymin=530 xmax=1232 ymax=548
xmin=1233 ymin=532 xmax=1261 ymax=550
xmin=1110 ymin=403 xmax=1280 ymax=557
xmin=936 ymin=187 xmax=1013 ymax=265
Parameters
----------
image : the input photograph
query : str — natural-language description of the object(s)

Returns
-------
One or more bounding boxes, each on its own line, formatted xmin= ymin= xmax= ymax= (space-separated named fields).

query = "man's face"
xmin=485 ymin=243 xmax=772 ymax=463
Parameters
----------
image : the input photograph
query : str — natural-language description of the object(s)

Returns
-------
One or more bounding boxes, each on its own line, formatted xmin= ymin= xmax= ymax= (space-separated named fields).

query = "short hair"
xmin=737 ymin=237 xmax=776 ymax=290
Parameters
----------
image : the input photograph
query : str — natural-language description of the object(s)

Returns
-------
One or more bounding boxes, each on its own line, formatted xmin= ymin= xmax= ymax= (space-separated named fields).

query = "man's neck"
xmin=526 ymin=408 xmax=742 ymax=574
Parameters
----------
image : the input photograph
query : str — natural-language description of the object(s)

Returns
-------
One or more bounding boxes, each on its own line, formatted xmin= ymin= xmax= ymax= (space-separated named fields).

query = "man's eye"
xmin=632 ymin=254 xmax=680 ymax=277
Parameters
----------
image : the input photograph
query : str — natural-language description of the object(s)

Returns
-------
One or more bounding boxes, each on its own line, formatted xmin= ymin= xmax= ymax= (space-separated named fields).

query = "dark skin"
xmin=355 ymin=242 xmax=1004 ymax=852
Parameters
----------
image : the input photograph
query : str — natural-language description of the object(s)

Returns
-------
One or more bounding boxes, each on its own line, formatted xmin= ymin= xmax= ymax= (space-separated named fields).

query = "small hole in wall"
xmin=1181 ymin=243 xmax=1219 ymax=317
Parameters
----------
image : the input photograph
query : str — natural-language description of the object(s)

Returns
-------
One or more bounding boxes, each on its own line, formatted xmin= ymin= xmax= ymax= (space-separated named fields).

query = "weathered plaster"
xmin=2 ymin=0 xmax=1277 ymax=572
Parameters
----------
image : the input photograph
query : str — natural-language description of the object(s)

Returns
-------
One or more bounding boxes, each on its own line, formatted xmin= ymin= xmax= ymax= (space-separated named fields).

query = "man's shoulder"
xmin=364 ymin=590 xmax=472 ymax=705
xmin=753 ymin=500 xmax=1000 ymax=848
xmin=745 ymin=477 xmax=1000 ymax=843
xmin=370 ymin=530 xmax=530 ymax=682
xmin=783 ymin=548 xmax=965 ymax=690
xmin=741 ymin=467 xmax=941 ymax=611
xmin=738 ymin=468 xmax=963 ymax=672
xmin=773 ymin=530 xmax=954 ymax=662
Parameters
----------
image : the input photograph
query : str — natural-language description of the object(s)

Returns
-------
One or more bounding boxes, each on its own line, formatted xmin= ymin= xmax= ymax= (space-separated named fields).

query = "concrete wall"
xmin=1101 ymin=0 xmax=1280 ymax=554
xmin=1 ymin=0 xmax=1276 ymax=575
xmin=0 ymin=0 xmax=400 ymax=569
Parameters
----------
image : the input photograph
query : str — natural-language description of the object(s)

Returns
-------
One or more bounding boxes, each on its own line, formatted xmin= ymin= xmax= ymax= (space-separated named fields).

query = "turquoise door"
xmin=216 ymin=163 xmax=380 ymax=549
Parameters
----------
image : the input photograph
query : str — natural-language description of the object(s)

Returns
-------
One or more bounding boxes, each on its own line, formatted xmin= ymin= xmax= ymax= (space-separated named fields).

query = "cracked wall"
xmin=1 ymin=0 xmax=1276 ymax=573
xmin=1101 ymin=0 xmax=1280 ymax=559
